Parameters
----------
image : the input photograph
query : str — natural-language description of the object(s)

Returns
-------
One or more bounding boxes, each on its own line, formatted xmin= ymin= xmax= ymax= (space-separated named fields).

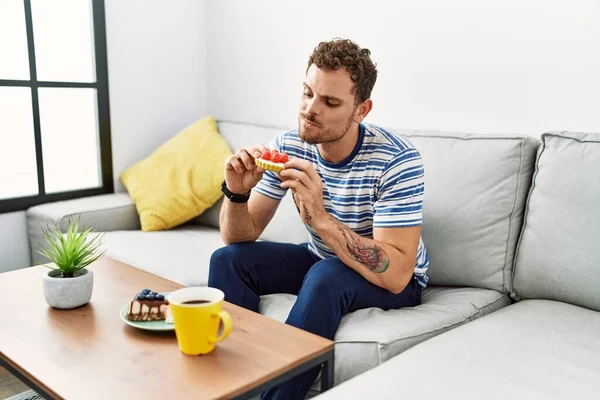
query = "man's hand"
xmin=225 ymin=145 xmax=267 ymax=195
xmin=279 ymin=158 xmax=326 ymax=225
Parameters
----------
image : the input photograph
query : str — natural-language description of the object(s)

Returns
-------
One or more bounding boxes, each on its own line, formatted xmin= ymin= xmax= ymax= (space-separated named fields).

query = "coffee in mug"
xmin=167 ymin=287 xmax=232 ymax=355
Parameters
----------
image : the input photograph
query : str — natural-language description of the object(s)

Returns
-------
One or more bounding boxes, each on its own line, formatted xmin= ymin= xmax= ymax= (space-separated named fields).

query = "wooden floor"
xmin=0 ymin=365 xmax=30 ymax=399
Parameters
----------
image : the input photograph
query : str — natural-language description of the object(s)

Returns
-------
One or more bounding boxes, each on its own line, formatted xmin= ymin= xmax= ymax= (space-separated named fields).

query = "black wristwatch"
xmin=221 ymin=180 xmax=251 ymax=203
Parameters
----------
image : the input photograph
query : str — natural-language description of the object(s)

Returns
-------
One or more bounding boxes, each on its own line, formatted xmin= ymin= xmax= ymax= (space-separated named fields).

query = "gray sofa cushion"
xmin=395 ymin=130 xmax=539 ymax=293
xmin=317 ymin=300 xmax=600 ymax=400
xmin=94 ymin=226 xmax=224 ymax=286
xmin=192 ymin=197 xmax=222 ymax=229
xmin=27 ymin=193 xmax=141 ymax=264
xmin=217 ymin=120 xmax=286 ymax=157
xmin=260 ymin=286 xmax=511 ymax=386
xmin=513 ymin=131 xmax=600 ymax=311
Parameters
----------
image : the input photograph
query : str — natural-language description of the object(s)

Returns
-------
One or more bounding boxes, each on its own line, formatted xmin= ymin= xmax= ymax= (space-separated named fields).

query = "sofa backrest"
xmin=199 ymin=122 xmax=541 ymax=293
xmin=398 ymin=130 xmax=539 ymax=293
xmin=513 ymin=131 xmax=600 ymax=311
xmin=193 ymin=121 xmax=309 ymax=244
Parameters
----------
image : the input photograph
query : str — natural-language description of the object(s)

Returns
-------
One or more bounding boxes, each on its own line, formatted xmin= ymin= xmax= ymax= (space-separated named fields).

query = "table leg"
xmin=320 ymin=350 xmax=335 ymax=392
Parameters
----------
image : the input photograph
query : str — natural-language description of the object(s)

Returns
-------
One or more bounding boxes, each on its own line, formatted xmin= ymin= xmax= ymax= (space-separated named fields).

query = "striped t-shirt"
xmin=253 ymin=123 xmax=430 ymax=288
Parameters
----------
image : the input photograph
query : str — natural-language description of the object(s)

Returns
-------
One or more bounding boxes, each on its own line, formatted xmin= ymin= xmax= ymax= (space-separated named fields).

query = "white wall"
xmin=105 ymin=0 xmax=208 ymax=191
xmin=0 ymin=1 xmax=209 ymax=272
xmin=206 ymin=0 xmax=600 ymax=136
xmin=0 ymin=212 xmax=31 ymax=272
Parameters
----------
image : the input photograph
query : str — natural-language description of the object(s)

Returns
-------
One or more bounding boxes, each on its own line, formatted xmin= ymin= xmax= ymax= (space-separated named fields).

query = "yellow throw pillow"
xmin=120 ymin=116 xmax=233 ymax=232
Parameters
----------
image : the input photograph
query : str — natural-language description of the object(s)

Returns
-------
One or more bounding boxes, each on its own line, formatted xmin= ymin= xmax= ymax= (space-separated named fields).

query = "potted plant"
xmin=37 ymin=217 xmax=106 ymax=309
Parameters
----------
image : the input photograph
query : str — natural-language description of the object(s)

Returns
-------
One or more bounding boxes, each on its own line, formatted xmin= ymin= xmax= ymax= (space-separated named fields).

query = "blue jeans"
xmin=208 ymin=241 xmax=422 ymax=400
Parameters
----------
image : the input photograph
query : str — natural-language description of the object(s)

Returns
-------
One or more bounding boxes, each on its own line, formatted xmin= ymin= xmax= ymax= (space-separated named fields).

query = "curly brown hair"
xmin=307 ymin=38 xmax=378 ymax=104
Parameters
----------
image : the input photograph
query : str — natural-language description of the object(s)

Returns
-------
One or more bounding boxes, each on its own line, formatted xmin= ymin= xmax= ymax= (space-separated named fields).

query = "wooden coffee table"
xmin=0 ymin=257 xmax=334 ymax=399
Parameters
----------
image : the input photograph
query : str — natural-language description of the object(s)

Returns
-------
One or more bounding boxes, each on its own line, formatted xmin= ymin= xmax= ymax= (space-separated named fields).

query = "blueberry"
xmin=146 ymin=294 xmax=156 ymax=301
xmin=136 ymin=293 xmax=145 ymax=300
xmin=150 ymin=291 xmax=158 ymax=296
xmin=156 ymin=294 xmax=164 ymax=301
xmin=142 ymin=288 xmax=151 ymax=294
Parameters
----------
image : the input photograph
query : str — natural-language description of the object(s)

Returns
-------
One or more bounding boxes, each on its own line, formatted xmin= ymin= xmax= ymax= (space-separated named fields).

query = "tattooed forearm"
xmin=333 ymin=219 xmax=390 ymax=273
xmin=303 ymin=204 xmax=312 ymax=220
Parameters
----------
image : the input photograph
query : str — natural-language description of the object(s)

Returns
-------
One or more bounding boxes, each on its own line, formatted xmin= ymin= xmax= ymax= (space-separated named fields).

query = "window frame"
xmin=0 ymin=0 xmax=113 ymax=214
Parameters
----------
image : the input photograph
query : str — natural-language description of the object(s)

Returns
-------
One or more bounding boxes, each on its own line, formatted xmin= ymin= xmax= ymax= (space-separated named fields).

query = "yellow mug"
xmin=168 ymin=287 xmax=232 ymax=355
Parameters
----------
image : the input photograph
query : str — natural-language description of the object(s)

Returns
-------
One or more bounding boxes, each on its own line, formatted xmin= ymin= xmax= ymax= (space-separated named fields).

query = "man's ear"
xmin=354 ymin=99 xmax=373 ymax=123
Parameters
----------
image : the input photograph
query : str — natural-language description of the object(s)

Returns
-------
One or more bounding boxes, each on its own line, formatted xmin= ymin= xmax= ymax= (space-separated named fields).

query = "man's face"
xmin=298 ymin=64 xmax=359 ymax=144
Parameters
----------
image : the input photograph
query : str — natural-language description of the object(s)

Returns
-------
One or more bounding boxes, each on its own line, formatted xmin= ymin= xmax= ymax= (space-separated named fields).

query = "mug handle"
xmin=210 ymin=310 xmax=232 ymax=343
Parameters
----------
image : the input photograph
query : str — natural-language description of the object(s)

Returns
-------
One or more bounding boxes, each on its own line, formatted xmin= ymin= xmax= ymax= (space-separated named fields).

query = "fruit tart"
xmin=254 ymin=148 xmax=289 ymax=173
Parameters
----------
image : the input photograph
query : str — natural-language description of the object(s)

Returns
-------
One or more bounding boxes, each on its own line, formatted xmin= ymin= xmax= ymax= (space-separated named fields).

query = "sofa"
xmin=25 ymin=122 xmax=600 ymax=398
xmin=317 ymin=130 xmax=600 ymax=399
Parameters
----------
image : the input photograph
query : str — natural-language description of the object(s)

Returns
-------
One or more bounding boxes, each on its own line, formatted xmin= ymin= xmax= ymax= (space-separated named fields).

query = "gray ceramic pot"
xmin=43 ymin=268 xmax=94 ymax=309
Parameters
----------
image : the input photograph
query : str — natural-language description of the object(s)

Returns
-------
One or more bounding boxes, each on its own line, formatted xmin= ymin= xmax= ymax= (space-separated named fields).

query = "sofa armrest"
xmin=26 ymin=193 xmax=140 ymax=264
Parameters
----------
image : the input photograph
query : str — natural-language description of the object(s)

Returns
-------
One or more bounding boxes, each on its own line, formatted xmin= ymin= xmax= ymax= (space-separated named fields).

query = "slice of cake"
xmin=126 ymin=288 xmax=169 ymax=321
xmin=164 ymin=305 xmax=174 ymax=324
xmin=254 ymin=148 xmax=289 ymax=173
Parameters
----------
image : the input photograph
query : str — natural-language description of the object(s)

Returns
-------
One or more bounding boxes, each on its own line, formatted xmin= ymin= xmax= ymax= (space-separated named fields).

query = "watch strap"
xmin=221 ymin=180 xmax=251 ymax=203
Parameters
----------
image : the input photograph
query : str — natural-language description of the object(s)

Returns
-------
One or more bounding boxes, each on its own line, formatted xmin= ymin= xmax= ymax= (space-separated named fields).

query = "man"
xmin=208 ymin=38 xmax=429 ymax=399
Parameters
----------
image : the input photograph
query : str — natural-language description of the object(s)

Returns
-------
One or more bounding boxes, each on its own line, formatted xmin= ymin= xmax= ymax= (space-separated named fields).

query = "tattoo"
xmin=290 ymin=191 xmax=311 ymax=222
xmin=333 ymin=219 xmax=390 ymax=273
xmin=303 ymin=204 xmax=312 ymax=220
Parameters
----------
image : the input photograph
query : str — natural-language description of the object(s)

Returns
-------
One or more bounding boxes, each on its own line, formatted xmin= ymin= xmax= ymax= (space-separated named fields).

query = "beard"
xmin=298 ymin=111 xmax=355 ymax=145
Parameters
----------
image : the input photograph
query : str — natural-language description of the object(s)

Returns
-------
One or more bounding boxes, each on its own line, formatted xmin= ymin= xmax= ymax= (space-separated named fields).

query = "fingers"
xmin=251 ymin=167 xmax=264 ymax=182
xmin=280 ymin=178 xmax=310 ymax=198
xmin=226 ymin=144 xmax=267 ymax=174
xmin=279 ymin=168 xmax=313 ymax=191
xmin=225 ymin=155 xmax=245 ymax=174
xmin=284 ymin=158 xmax=321 ymax=184
xmin=256 ymin=144 xmax=267 ymax=154
xmin=245 ymin=144 xmax=266 ymax=159
xmin=237 ymin=148 xmax=255 ymax=170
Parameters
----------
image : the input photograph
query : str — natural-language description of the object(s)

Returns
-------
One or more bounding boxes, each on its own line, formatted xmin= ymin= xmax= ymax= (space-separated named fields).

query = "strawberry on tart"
xmin=254 ymin=148 xmax=289 ymax=173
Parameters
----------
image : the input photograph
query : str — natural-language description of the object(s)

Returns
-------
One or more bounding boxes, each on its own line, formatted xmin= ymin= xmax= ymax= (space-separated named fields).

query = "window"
xmin=0 ymin=0 xmax=112 ymax=213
